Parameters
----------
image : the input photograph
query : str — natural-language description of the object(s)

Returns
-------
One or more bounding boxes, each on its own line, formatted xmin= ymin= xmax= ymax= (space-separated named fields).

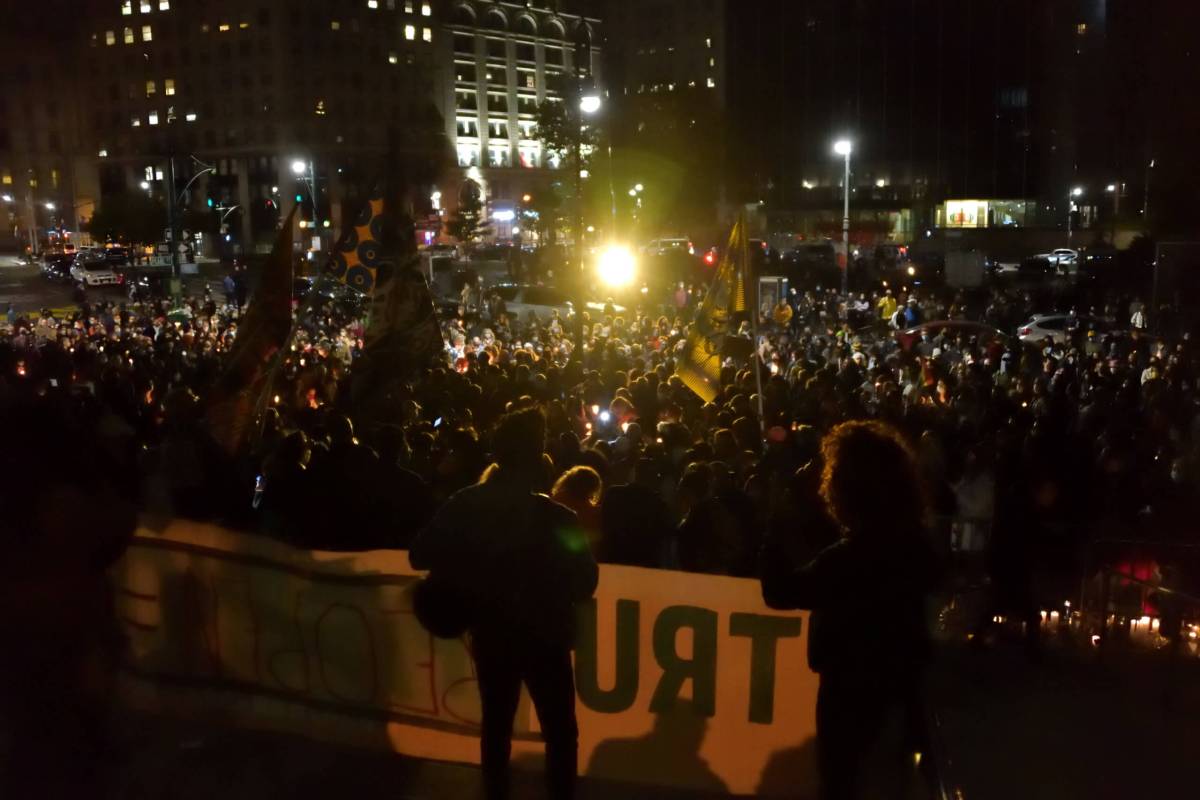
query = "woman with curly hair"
xmin=761 ymin=420 xmax=941 ymax=799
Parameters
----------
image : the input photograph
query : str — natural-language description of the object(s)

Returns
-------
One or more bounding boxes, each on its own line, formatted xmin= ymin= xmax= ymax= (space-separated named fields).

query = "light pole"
xmin=833 ymin=139 xmax=852 ymax=296
xmin=574 ymin=85 xmax=601 ymax=360
xmin=1106 ymin=183 xmax=1120 ymax=242
xmin=291 ymin=158 xmax=319 ymax=226
xmin=1066 ymin=186 xmax=1082 ymax=246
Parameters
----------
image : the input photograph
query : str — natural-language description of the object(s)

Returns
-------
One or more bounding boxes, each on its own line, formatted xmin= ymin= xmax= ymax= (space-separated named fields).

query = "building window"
xmin=404 ymin=24 xmax=415 ymax=40
xmin=218 ymin=23 xmax=229 ymax=31
xmin=368 ymin=0 xmax=378 ymax=7
xmin=140 ymin=0 xmax=151 ymax=11
xmin=121 ymin=1 xmax=132 ymax=14
xmin=105 ymin=30 xmax=116 ymax=45
xmin=707 ymin=77 xmax=716 ymax=88
xmin=148 ymin=110 xmax=159 ymax=125
xmin=456 ymin=90 xmax=478 ymax=110
xmin=456 ymin=142 xmax=480 ymax=167
xmin=489 ymin=119 xmax=509 ymax=139
xmin=455 ymin=62 xmax=477 ymax=83
xmin=124 ymin=27 xmax=135 ymax=43
xmin=159 ymin=0 xmax=170 ymax=9
xmin=131 ymin=114 xmax=141 ymax=127
xmin=489 ymin=146 xmax=510 ymax=168
xmin=50 ymin=169 xmax=60 ymax=188
xmin=705 ymin=37 xmax=712 ymax=48
xmin=146 ymin=80 xmax=156 ymax=96
xmin=165 ymin=78 xmax=175 ymax=95
xmin=142 ymin=24 xmax=153 ymax=41
xmin=456 ymin=118 xmax=478 ymax=137
xmin=185 ymin=111 xmax=197 ymax=122
xmin=518 ymin=144 xmax=540 ymax=168
xmin=517 ymin=119 xmax=536 ymax=139
xmin=1076 ymin=23 xmax=1087 ymax=35
xmin=454 ymin=34 xmax=474 ymax=54
xmin=488 ymin=93 xmax=508 ymax=113
xmin=331 ymin=20 xmax=341 ymax=30
xmin=0 ymin=171 xmax=11 ymax=185
xmin=388 ymin=52 xmax=398 ymax=64
xmin=404 ymin=1 xmax=414 ymax=12
xmin=422 ymin=27 xmax=432 ymax=42
xmin=422 ymin=2 xmax=431 ymax=15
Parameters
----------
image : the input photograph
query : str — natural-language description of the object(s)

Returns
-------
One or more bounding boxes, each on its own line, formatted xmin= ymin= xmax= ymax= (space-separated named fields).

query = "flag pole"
xmin=743 ymin=215 xmax=766 ymax=437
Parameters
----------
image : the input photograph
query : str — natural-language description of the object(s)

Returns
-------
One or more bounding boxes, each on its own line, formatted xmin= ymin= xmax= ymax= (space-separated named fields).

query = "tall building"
xmin=70 ymin=0 xmax=449 ymax=254
xmin=602 ymin=0 xmax=727 ymax=238
xmin=436 ymin=0 xmax=601 ymax=240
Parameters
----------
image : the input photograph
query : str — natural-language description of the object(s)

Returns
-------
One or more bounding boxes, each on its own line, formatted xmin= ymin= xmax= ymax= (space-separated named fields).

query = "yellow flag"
xmin=676 ymin=216 xmax=752 ymax=402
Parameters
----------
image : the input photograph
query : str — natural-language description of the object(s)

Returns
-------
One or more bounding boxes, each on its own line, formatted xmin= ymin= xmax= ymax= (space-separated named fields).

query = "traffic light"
xmin=206 ymin=197 xmax=214 ymax=208
xmin=295 ymin=193 xmax=304 ymax=203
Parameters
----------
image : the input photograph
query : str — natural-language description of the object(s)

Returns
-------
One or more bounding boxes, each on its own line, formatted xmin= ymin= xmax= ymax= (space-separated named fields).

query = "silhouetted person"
xmin=761 ymin=421 xmax=940 ymax=800
xmin=600 ymin=458 xmax=673 ymax=567
xmin=411 ymin=408 xmax=598 ymax=800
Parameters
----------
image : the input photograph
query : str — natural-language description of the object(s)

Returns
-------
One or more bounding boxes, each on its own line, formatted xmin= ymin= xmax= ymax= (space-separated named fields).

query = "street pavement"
xmin=0 ymin=253 xmax=227 ymax=316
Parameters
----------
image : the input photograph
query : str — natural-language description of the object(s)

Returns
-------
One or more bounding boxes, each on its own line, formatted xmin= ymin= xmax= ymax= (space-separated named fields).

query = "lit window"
xmin=405 ymin=1 xmax=414 ymax=12
xmin=98 ymin=148 xmax=108 ymax=157
xmin=185 ymin=112 xmax=197 ymax=122
xmin=706 ymin=37 xmax=712 ymax=48
xmin=315 ymin=99 xmax=327 ymax=115
xmin=423 ymin=27 xmax=432 ymax=42
xmin=146 ymin=80 xmax=157 ymax=96
xmin=140 ymin=1 xmax=151 ymax=12
xmin=707 ymin=77 xmax=716 ymax=88
xmin=368 ymin=0 xmax=378 ymax=7
xmin=239 ymin=22 xmax=250 ymax=29
xmin=456 ymin=143 xmax=480 ymax=167
xmin=218 ymin=23 xmax=230 ymax=31
xmin=124 ymin=27 xmax=135 ymax=43
xmin=331 ymin=20 xmax=341 ymax=30
xmin=148 ymin=111 xmax=159 ymax=125
xmin=51 ymin=169 xmax=60 ymax=188
xmin=388 ymin=52 xmax=398 ymax=64
xmin=709 ymin=57 xmax=715 ymax=68
xmin=105 ymin=30 xmax=116 ymax=45
xmin=164 ymin=78 xmax=175 ymax=95
xmin=121 ymin=1 xmax=132 ymax=14
xmin=155 ymin=169 xmax=164 ymax=180
xmin=386 ymin=0 xmax=395 ymax=8
xmin=142 ymin=24 xmax=153 ymax=41
xmin=131 ymin=115 xmax=141 ymax=127
xmin=421 ymin=2 xmax=431 ymax=15
xmin=160 ymin=0 xmax=170 ymax=9
xmin=405 ymin=24 xmax=415 ymax=40
xmin=0 ymin=171 xmax=10 ymax=185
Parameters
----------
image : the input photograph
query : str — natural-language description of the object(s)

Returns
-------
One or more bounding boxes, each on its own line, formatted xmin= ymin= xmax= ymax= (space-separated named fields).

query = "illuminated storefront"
xmin=938 ymin=199 xmax=1034 ymax=228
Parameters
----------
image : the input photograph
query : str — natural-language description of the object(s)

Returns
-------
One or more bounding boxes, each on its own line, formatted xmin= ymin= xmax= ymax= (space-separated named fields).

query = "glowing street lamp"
xmin=833 ymin=139 xmax=853 ymax=294
xmin=579 ymin=91 xmax=602 ymax=115
xmin=290 ymin=159 xmax=308 ymax=176
xmin=43 ymin=201 xmax=56 ymax=211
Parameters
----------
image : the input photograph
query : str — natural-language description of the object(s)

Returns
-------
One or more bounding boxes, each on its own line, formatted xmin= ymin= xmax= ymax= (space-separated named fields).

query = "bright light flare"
xmin=833 ymin=139 xmax=853 ymax=156
xmin=597 ymin=244 xmax=636 ymax=287
xmin=291 ymin=159 xmax=308 ymax=175
xmin=579 ymin=93 xmax=602 ymax=114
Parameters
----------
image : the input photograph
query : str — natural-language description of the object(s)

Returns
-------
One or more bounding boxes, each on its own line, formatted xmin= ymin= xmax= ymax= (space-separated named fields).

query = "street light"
xmin=139 ymin=181 xmax=151 ymax=191
xmin=1107 ymin=183 xmax=1121 ymax=240
xmin=579 ymin=92 xmax=602 ymax=115
xmin=290 ymin=159 xmax=308 ymax=176
xmin=597 ymin=244 xmax=636 ymax=287
xmin=1 ymin=194 xmax=13 ymax=203
xmin=44 ymin=201 xmax=56 ymax=211
xmin=833 ymin=138 xmax=852 ymax=295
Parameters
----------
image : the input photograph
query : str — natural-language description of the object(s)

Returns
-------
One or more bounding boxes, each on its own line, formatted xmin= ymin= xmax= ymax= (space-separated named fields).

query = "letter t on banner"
xmin=729 ymin=613 xmax=802 ymax=724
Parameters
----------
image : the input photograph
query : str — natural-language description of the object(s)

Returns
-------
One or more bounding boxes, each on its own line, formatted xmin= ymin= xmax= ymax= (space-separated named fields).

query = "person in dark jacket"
xmin=761 ymin=420 xmax=941 ymax=800
xmin=411 ymin=407 xmax=598 ymax=800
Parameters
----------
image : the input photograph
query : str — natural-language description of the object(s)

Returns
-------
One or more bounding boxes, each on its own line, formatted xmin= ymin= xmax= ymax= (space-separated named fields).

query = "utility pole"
xmin=165 ymin=153 xmax=182 ymax=299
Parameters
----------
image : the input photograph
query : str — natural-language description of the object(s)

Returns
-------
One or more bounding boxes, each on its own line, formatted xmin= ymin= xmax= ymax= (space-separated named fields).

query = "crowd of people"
xmin=3 ymin=261 xmax=1198 ymax=797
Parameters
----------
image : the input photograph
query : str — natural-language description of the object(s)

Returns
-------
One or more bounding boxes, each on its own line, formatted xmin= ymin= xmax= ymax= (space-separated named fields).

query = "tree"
xmin=85 ymin=192 xmax=167 ymax=245
xmin=445 ymin=183 xmax=490 ymax=244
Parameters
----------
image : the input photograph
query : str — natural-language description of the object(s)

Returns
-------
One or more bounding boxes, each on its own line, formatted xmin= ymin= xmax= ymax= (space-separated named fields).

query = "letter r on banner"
xmin=650 ymin=605 xmax=718 ymax=717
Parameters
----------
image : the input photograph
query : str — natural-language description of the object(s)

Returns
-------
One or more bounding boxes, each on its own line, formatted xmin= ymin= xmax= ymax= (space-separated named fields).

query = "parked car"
xmin=103 ymin=245 xmax=131 ymax=266
xmin=644 ymin=237 xmax=695 ymax=257
xmin=70 ymin=252 xmax=121 ymax=287
xmin=895 ymin=320 xmax=1009 ymax=356
xmin=1033 ymin=248 xmax=1079 ymax=270
xmin=1017 ymin=313 xmax=1115 ymax=345
xmin=489 ymin=284 xmax=574 ymax=322
xmin=41 ymin=252 xmax=76 ymax=283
